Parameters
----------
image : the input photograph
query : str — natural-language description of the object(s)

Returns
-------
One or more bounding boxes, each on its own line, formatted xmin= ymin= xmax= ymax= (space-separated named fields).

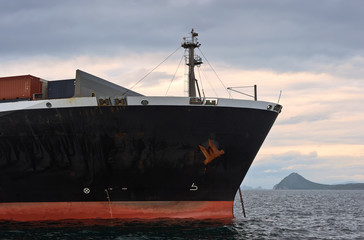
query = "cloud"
xmin=1 ymin=0 xmax=364 ymax=72
xmin=0 ymin=51 xmax=187 ymax=96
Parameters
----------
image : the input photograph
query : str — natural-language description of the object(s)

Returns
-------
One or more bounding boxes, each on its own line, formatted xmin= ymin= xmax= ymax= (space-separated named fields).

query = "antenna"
xmin=181 ymin=29 xmax=202 ymax=97
xmin=277 ymin=90 xmax=282 ymax=104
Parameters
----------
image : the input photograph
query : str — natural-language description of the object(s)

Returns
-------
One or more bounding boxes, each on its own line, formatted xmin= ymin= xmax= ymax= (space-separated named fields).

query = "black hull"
xmin=0 ymin=105 xmax=278 ymax=204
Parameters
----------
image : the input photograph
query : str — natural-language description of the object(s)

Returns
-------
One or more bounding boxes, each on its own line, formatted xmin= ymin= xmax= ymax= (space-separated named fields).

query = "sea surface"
xmin=1 ymin=190 xmax=363 ymax=239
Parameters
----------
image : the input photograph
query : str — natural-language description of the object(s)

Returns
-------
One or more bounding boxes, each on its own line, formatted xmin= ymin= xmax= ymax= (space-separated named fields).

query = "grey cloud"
xmin=1 ymin=0 xmax=364 ymax=74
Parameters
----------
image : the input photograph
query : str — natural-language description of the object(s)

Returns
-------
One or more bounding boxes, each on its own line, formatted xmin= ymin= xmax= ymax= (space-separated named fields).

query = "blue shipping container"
xmin=48 ymin=79 xmax=75 ymax=99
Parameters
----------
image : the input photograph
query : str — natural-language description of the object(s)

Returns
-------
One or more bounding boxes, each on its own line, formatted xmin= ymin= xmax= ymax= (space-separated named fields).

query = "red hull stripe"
xmin=0 ymin=201 xmax=233 ymax=221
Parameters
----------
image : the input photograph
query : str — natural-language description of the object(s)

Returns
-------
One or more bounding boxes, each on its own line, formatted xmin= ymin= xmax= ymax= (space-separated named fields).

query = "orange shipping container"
xmin=0 ymin=75 xmax=43 ymax=101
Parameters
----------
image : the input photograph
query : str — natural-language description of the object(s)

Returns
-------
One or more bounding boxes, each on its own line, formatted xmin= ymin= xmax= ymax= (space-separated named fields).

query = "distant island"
xmin=274 ymin=173 xmax=364 ymax=190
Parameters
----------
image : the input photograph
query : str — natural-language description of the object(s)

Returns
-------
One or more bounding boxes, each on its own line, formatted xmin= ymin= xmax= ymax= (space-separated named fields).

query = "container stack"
xmin=0 ymin=74 xmax=77 ymax=102
xmin=48 ymin=79 xmax=75 ymax=99
xmin=0 ymin=75 xmax=43 ymax=102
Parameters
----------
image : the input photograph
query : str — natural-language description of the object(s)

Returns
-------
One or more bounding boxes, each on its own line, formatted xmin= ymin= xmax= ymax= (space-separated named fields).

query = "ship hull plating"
xmin=0 ymin=201 xmax=233 ymax=221
xmin=0 ymin=105 xmax=278 ymax=220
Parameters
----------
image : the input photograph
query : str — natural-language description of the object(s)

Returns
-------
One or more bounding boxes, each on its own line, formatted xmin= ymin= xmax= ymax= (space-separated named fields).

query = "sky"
xmin=1 ymin=0 xmax=363 ymax=188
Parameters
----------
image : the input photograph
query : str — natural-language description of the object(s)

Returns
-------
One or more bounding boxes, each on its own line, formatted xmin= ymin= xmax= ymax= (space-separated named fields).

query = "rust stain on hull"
xmin=199 ymin=139 xmax=225 ymax=165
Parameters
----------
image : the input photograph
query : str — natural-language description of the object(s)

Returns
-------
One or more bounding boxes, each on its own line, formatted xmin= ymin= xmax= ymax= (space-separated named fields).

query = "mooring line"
xmin=238 ymin=187 xmax=246 ymax=218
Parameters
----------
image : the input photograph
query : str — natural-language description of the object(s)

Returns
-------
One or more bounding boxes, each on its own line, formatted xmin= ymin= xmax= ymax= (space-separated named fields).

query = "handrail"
xmin=227 ymin=85 xmax=257 ymax=101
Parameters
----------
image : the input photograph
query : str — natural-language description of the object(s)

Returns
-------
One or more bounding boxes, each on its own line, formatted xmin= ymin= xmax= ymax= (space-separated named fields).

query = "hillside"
xmin=273 ymin=173 xmax=364 ymax=190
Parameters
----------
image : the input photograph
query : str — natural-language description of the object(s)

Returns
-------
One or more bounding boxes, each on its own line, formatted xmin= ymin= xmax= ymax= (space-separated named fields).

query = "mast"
xmin=181 ymin=29 xmax=202 ymax=97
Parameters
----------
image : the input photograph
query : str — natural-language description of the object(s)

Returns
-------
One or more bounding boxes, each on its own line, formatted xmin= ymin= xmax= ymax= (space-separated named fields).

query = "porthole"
xmin=141 ymin=100 xmax=149 ymax=105
xmin=46 ymin=102 xmax=52 ymax=108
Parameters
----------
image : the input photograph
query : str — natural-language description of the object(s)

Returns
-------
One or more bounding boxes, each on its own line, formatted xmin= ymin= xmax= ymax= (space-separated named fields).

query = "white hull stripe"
xmin=0 ymin=96 xmax=280 ymax=113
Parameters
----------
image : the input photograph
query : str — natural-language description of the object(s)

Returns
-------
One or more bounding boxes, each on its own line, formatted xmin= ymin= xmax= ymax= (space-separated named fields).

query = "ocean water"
xmin=1 ymin=190 xmax=363 ymax=239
